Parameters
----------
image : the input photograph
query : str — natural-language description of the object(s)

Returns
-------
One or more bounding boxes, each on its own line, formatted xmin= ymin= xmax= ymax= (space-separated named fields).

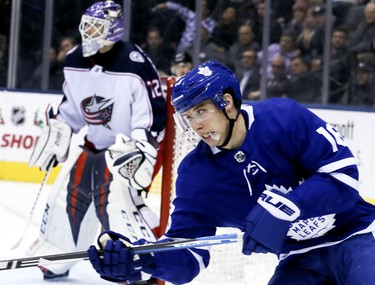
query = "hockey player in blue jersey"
xmin=27 ymin=1 xmax=166 ymax=282
xmin=87 ymin=60 xmax=375 ymax=284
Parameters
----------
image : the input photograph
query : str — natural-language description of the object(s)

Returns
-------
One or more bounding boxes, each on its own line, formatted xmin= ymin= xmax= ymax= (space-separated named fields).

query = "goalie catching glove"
xmin=105 ymin=130 xmax=157 ymax=190
xmin=242 ymin=189 xmax=301 ymax=255
xmin=87 ymin=231 xmax=155 ymax=283
xmin=29 ymin=119 xmax=72 ymax=171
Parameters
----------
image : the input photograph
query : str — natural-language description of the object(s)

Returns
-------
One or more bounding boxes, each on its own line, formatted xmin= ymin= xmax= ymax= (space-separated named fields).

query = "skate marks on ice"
xmin=0 ymin=181 xmax=108 ymax=284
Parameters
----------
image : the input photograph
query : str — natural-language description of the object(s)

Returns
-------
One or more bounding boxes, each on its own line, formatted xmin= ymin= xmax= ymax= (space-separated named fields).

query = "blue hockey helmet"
xmin=171 ymin=60 xmax=241 ymax=114
xmin=79 ymin=1 xmax=124 ymax=57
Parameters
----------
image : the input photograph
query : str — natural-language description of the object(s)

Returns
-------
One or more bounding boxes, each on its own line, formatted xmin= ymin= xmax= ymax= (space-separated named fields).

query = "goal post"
xmin=158 ymin=76 xmax=176 ymax=237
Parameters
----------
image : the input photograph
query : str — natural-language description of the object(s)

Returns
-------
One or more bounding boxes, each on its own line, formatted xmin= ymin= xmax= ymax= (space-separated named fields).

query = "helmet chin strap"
xmin=218 ymin=108 xmax=241 ymax=148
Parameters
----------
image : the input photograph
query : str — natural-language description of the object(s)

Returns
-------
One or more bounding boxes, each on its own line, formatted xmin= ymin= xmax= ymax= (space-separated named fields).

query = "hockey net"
xmin=150 ymin=77 xmax=277 ymax=285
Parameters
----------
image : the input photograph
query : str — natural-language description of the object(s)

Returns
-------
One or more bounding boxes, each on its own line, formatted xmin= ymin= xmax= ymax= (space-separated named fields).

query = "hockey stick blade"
xmin=0 ymin=232 xmax=244 ymax=271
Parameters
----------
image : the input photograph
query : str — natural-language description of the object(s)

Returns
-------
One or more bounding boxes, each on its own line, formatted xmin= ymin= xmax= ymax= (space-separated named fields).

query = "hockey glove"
xmin=29 ymin=119 xmax=72 ymax=171
xmin=87 ymin=231 xmax=155 ymax=283
xmin=105 ymin=130 xmax=157 ymax=190
xmin=242 ymin=190 xmax=301 ymax=255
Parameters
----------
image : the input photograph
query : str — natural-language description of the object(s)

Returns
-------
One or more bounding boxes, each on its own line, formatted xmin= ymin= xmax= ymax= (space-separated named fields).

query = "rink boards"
xmin=1 ymin=90 xmax=375 ymax=202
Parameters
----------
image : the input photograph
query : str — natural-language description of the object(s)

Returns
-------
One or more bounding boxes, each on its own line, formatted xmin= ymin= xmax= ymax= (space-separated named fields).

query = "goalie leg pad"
xmin=95 ymin=178 xmax=158 ymax=242
xmin=27 ymin=148 xmax=100 ymax=274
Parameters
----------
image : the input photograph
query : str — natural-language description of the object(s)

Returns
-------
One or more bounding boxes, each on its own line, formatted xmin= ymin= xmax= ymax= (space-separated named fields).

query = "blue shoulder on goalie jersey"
xmin=64 ymin=41 xmax=156 ymax=75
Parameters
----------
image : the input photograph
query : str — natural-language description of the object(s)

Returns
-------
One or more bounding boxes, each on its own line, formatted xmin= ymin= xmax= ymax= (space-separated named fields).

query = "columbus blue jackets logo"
xmin=80 ymin=95 xmax=114 ymax=128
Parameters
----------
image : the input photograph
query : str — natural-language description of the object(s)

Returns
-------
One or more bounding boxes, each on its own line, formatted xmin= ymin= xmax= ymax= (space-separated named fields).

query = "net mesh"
xmin=172 ymin=128 xmax=277 ymax=284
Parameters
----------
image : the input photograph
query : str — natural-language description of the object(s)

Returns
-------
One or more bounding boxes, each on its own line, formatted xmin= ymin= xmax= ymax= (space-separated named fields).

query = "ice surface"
xmin=0 ymin=180 xmax=277 ymax=285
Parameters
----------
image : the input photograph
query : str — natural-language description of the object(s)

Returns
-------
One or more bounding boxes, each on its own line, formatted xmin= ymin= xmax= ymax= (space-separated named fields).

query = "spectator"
xmin=25 ymin=46 xmax=64 ymax=91
xmin=211 ymin=0 xmax=252 ymax=21
xmin=211 ymin=6 xmax=238 ymax=50
xmin=228 ymin=23 xmax=260 ymax=72
xmin=285 ymin=4 xmax=308 ymax=36
xmin=236 ymin=49 xmax=261 ymax=100
xmin=295 ymin=6 xmax=325 ymax=57
xmin=252 ymin=0 xmax=283 ymax=45
xmin=333 ymin=0 xmax=359 ymax=28
xmin=25 ymin=36 xmax=77 ymax=91
xmin=348 ymin=2 xmax=375 ymax=56
xmin=342 ymin=0 xmax=367 ymax=32
xmin=236 ymin=1 xmax=258 ymax=25
xmin=344 ymin=62 xmax=375 ymax=106
xmin=328 ymin=28 xmax=353 ymax=103
xmin=266 ymin=55 xmax=291 ymax=98
xmin=142 ymin=27 xmax=175 ymax=74
xmin=187 ymin=26 xmax=229 ymax=67
xmin=170 ymin=52 xmax=193 ymax=77
xmin=258 ymin=29 xmax=300 ymax=78
xmin=246 ymin=54 xmax=291 ymax=100
xmin=289 ymin=55 xmax=322 ymax=103
xmin=57 ymin=36 xmax=78 ymax=64
xmin=152 ymin=1 xmax=216 ymax=53
xmin=0 ymin=33 xmax=7 ymax=87
xmin=271 ymin=0 xmax=295 ymax=26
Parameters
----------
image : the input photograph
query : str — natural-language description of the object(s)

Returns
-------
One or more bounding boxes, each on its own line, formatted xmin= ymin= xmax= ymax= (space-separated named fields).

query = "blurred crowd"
xmin=0 ymin=0 xmax=375 ymax=107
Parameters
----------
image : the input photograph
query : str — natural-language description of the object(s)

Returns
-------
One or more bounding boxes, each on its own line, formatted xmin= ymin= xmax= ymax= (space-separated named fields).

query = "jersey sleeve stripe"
xmin=329 ymin=172 xmax=359 ymax=190
xmin=317 ymin=157 xmax=357 ymax=173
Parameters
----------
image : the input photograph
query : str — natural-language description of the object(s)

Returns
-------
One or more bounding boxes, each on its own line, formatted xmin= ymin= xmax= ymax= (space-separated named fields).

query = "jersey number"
xmin=316 ymin=124 xmax=347 ymax=152
xmin=147 ymin=79 xmax=163 ymax=98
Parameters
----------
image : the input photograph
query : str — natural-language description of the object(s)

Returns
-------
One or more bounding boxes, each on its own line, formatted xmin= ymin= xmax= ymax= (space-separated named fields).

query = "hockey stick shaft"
xmin=1 ymin=232 xmax=243 ymax=271
xmin=10 ymin=158 xmax=55 ymax=250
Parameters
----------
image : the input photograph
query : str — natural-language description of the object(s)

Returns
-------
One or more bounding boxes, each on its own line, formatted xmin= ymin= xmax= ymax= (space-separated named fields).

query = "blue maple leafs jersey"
xmin=151 ymin=98 xmax=375 ymax=284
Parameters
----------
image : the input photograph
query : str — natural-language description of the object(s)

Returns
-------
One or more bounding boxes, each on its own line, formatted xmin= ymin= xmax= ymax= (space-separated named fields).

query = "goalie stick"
xmin=1 ymin=232 xmax=244 ymax=271
xmin=11 ymin=104 xmax=56 ymax=250
xmin=10 ymin=157 xmax=56 ymax=250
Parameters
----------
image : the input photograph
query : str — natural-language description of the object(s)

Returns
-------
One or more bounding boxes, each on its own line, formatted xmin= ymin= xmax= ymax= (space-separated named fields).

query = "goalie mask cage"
xmin=151 ymin=77 xmax=277 ymax=285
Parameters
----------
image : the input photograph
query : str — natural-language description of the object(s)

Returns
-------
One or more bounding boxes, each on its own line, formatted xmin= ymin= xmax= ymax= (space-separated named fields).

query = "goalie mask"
xmin=171 ymin=60 xmax=241 ymax=132
xmin=79 ymin=1 xmax=124 ymax=57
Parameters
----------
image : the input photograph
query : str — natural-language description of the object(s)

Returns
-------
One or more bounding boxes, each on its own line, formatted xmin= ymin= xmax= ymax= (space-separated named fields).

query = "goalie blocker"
xmin=29 ymin=118 xmax=72 ymax=171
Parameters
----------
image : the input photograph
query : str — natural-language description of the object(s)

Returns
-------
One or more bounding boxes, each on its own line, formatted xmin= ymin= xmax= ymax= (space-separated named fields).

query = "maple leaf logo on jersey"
xmin=80 ymin=95 xmax=114 ymax=128
xmin=264 ymin=184 xmax=292 ymax=195
xmin=262 ymin=185 xmax=337 ymax=240
xmin=288 ymin=214 xmax=336 ymax=241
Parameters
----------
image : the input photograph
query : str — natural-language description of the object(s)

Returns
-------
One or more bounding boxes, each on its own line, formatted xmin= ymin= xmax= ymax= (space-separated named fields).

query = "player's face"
xmin=173 ymin=63 xmax=192 ymax=77
xmin=84 ymin=22 xmax=103 ymax=39
xmin=182 ymin=100 xmax=228 ymax=147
